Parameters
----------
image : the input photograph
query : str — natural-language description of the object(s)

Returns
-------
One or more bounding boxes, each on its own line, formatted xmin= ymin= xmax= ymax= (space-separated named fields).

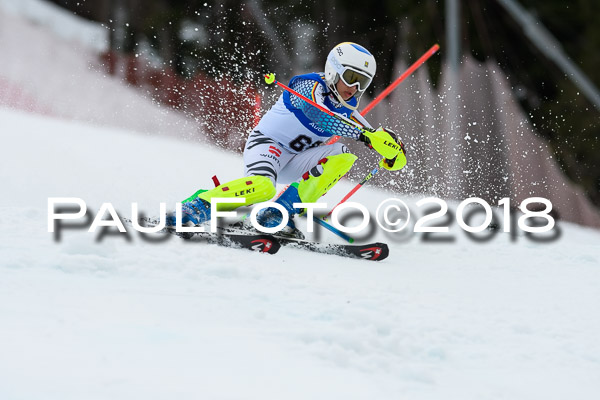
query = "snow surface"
xmin=2 ymin=107 xmax=600 ymax=400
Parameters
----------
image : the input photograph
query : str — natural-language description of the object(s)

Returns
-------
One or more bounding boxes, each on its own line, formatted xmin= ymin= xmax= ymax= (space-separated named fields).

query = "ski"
xmin=219 ymin=224 xmax=389 ymax=261
xmin=122 ymin=217 xmax=281 ymax=254
xmin=124 ymin=217 xmax=389 ymax=261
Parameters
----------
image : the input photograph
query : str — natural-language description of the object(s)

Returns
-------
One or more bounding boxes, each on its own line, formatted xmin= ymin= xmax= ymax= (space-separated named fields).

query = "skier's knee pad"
xmin=297 ymin=153 xmax=357 ymax=203
xmin=192 ymin=175 xmax=276 ymax=210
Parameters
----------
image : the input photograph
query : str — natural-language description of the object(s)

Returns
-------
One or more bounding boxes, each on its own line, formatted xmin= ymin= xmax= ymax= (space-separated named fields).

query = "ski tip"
xmin=359 ymin=243 xmax=389 ymax=261
xmin=249 ymin=235 xmax=281 ymax=254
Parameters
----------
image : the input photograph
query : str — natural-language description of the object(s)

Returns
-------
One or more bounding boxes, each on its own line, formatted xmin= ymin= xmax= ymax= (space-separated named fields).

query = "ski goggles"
xmin=339 ymin=67 xmax=372 ymax=91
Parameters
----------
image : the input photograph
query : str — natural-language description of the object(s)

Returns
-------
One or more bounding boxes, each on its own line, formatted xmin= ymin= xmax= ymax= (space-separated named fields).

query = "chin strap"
xmin=337 ymin=95 xmax=360 ymax=111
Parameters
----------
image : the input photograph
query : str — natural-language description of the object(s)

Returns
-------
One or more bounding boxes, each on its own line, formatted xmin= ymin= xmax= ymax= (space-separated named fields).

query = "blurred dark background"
xmin=47 ymin=0 xmax=600 ymax=209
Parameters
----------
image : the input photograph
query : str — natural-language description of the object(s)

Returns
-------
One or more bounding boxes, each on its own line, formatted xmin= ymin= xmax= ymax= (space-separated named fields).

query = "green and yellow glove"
xmin=359 ymin=127 xmax=407 ymax=171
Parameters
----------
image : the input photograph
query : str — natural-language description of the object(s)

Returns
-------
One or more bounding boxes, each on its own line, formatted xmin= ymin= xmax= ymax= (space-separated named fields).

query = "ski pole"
xmin=265 ymin=44 xmax=439 ymax=235
xmin=270 ymin=48 xmax=433 ymax=197
xmin=268 ymin=43 xmax=440 ymax=174
xmin=312 ymin=217 xmax=355 ymax=243
xmin=266 ymin=44 xmax=440 ymax=150
xmin=324 ymin=44 xmax=440 ymax=218
xmin=264 ymin=73 xmax=371 ymax=136
xmin=325 ymin=43 xmax=440 ymax=146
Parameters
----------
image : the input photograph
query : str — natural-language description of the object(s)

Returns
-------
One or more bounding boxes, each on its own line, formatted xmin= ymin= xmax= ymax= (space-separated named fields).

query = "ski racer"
xmin=166 ymin=41 xmax=407 ymax=236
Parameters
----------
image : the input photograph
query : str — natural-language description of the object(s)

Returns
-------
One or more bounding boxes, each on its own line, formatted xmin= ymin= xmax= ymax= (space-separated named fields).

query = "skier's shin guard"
xmin=184 ymin=175 xmax=276 ymax=211
xmin=297 ymin=153 xmax=357 ymax=203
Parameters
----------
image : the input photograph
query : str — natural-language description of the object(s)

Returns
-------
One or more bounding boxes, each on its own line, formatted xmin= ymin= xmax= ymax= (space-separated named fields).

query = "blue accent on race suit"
xmin=282 ymin=73 xmax=357 ymax=138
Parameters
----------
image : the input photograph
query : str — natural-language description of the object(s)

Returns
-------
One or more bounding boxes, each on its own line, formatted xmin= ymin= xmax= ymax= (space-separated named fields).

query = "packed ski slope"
xmin=1 ymin=107 xmax=600 ymax=399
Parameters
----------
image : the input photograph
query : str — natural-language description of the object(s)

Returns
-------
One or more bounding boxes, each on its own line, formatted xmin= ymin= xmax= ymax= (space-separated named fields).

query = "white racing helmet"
xmin=324 ymin=42 xmax=376 ymax=110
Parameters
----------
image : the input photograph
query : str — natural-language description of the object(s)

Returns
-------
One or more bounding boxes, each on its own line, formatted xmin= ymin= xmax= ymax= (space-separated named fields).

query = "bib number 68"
xmin=289 ymin=135 xmax=323 ymax=152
